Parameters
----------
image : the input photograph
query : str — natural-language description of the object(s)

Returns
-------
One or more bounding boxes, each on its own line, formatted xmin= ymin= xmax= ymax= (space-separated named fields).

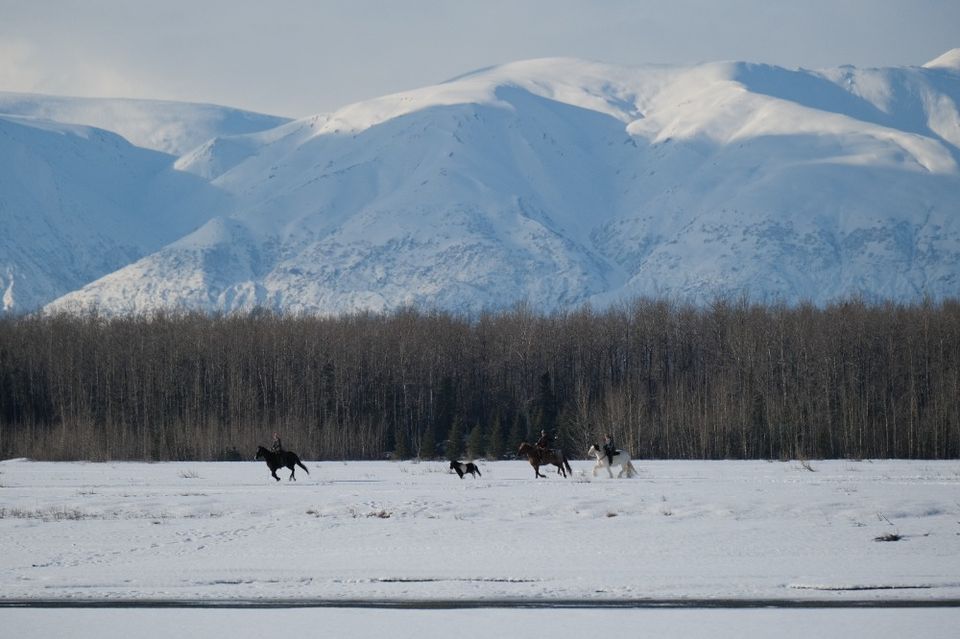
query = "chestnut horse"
xmin=518 ymin=442 xmax=573 ymax=478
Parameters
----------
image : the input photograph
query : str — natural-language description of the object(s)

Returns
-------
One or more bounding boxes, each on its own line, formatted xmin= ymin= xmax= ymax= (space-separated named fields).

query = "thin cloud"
xmin=0 ymin=37 xmax=149 ymax=100
xmin=0 ymin=1 xmax=957 ymax=117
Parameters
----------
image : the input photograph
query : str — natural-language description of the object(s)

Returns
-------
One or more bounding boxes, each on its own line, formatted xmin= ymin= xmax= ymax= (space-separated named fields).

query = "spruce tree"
xmin=508 ymin=411 xmax=528 ymax=450
xmin=467 ymin=422 xmax=485 ymax=459
xmin=419 ymin=426 xmax=436 ymax=460
xmin=486 ymin=414 xmax=505 ymax=459
xmin=446 ymin=417 xmax=463 ymax=459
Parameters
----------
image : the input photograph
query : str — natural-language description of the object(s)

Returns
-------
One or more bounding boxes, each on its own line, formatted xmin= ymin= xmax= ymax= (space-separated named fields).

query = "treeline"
xmin=1 ymin=298 xmax=958 ymax=461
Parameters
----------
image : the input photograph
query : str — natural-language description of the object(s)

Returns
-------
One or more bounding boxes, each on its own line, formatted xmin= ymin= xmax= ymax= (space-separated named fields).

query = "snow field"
xmin=1 ymin=458 xmax=959 ymax=604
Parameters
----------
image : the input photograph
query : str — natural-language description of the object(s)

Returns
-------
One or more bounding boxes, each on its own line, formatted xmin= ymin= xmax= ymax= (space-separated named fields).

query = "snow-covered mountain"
xmin=0 ymin=94 xmax=290 ymax=314
xmin=15 ymin=51 xmax=960 ymax=315
xmin=0 ymin=113 xmax=239 ymax=313
xmin=0 ymin=92 xmax=290 ymax=155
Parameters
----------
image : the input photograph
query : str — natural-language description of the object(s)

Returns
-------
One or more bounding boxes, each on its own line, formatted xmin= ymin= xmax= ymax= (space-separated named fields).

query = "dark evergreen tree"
xmin=445 ymin=416 xmax=463 ymax=459
xmin=486 ymin=413 xmax=505 ymax=459
xmin=419 ymin=425 xmax=436 ymax=460
xmin=467 ymin=422 xmax=485 ymax=459
xmin=508 ymin=411 xmax=529 ymax=451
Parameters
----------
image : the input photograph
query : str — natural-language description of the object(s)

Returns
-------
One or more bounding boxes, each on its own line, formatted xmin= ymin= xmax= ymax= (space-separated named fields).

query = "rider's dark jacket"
xmin=603 ymin=440 xmax=616 ymax=459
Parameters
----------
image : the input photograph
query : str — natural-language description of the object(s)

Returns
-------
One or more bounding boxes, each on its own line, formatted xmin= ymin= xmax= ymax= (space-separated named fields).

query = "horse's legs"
xmin=535 ymin=464 xmax=546 ymax=478
xmin=289 ymin=467 xmax=296 ymax=481
xmin=271 ymin=468 xmax=280 ymax=481
xmin=592 ymin=462 xmax=599 ymax=477
xmin=607 ymin=463 xmax=614 ymax=479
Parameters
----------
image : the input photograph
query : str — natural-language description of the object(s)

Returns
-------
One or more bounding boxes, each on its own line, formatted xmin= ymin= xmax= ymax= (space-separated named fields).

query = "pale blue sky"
xmin=0 ymin=0 xmax=957 ymax=117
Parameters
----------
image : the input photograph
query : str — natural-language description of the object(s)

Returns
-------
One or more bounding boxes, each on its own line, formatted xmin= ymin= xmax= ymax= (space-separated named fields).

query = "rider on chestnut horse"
xmin=537 ymin=429 xmax=552 ymax=450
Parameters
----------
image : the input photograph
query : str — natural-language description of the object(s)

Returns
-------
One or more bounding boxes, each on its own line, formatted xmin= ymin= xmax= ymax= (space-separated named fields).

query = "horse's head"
xmin=588 ymin=444 xmax=599 ymax=456
xmin=255 ymin=446 xmax=267 ymax=460
xmin=519 ymin=442 xmax=539 ymax=457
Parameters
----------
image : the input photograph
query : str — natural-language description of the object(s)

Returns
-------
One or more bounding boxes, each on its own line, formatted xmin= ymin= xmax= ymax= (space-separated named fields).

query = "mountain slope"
xmin=37 ymin=52 xmax=960 ymax=314
xmin=0 ymin=114 xmax=231 ymax=313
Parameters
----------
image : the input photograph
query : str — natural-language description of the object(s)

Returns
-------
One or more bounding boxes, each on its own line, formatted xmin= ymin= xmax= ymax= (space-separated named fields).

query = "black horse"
xmin=450 ymin=460 xmax=481 ymax=479
xmin=255 ymin=446 xmax=309 ymax=481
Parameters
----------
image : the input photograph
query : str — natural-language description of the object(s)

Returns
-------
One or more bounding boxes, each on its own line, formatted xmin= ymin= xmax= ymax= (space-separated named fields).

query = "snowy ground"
xmin=1 ymin=458 xmax=959 ymax=604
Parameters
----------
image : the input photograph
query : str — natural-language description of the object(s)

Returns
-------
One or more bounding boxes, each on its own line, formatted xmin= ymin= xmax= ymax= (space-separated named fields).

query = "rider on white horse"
xmin=602 ymin=434 xmax=617 ymax=466
xmin=588 ymin=438 xmax=637 ymax=478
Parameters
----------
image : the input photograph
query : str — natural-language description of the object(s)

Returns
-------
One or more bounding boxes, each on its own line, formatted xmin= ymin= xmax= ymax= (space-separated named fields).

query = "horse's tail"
xmin=563 ymin=454 xmax=572 ymax=476
xmin=296 ymin=456 xmax=309 ymax=474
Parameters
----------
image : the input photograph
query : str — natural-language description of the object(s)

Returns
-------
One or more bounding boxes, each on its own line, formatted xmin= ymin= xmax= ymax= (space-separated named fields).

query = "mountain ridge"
xmin=0 ymin=91 xmax=291 ymax=156
xmin=3 ymin=52 xmax=958 ymax=315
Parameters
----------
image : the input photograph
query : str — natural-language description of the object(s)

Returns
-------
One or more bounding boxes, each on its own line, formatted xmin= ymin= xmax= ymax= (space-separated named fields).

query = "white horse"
xmin=587 ymin=444 xmax=637 ymax=478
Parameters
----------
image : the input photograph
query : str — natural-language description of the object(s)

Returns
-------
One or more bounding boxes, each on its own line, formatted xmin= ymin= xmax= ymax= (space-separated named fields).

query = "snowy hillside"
xmin=23 ymin=51 xmax=960 ymax=314
xmin=0 ymin=114 xmax=233 ymax=313
xmin=0 ymin=91 xmax=290 ymax=155
xmin=0 ymin=92 xmax=290 ymax=314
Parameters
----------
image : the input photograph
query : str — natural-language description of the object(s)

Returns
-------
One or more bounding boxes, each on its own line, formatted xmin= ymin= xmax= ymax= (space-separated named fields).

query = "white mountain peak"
xmin=1 ymin=55 xmax=957 ymax=316
xmin=923 ymin=48 xmax=960 ymax=71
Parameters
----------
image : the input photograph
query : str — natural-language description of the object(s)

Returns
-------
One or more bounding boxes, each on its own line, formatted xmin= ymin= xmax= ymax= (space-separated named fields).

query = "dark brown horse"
xmin=518 ymin=442 xmax=573 ymax=478
xmin=256 ymin=446 xmax=309 ymax=481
